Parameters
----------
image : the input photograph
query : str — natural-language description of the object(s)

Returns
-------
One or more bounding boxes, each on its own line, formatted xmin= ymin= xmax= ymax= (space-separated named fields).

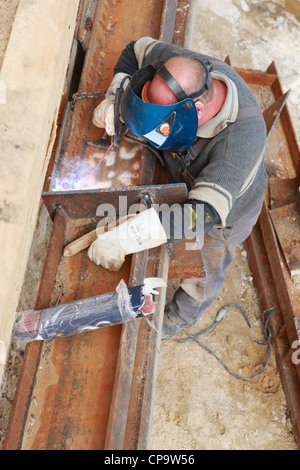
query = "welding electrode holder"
xmin=113 ymin=75 xmax=131 ymax=147
xmin=86 ymin=76 xmax=130 ymax=149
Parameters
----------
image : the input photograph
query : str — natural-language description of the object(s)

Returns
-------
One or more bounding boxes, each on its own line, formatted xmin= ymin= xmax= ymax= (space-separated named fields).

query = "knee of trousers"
xmin=180 ymin=274 xmax=225 ymax=302
xmin=180 ymin=278 xmax=209 ymax=302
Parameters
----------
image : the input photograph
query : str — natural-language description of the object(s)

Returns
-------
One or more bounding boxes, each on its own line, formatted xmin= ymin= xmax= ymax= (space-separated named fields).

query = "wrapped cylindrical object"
xmin=14 ymin=279 xmax=162 ymax=343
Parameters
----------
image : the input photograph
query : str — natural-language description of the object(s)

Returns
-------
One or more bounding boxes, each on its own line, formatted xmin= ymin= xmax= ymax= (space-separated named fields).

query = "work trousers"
xmin=168 ymin=198 xmax=264 ymax=325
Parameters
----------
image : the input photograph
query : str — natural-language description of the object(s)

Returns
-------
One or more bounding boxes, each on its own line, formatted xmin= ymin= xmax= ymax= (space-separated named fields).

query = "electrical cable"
xmin=176 ymin=304 xmax=276 ymax=381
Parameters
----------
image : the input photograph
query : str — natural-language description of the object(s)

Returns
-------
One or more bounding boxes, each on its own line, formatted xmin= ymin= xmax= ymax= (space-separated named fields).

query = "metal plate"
xmin=42 ymin=183 xmax=188 ymax=220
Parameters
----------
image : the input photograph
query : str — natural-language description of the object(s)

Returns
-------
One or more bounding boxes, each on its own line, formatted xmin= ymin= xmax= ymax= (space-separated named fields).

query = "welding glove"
xmin=88 ymin=207 xmax=168 ymax=271
xmin=92 ymin=72 xmax=129 ymax=136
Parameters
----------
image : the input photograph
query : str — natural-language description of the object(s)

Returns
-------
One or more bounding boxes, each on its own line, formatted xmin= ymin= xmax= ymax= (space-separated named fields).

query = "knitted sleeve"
xmin=113 ymin=40 xmax=139 ymax=76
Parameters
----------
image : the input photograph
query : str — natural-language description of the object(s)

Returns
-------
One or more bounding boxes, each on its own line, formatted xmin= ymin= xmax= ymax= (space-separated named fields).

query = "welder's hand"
xmin=88 ymin=208 xmax=168 ymax=271
xmin=92 ymin=98 xmax=115 ymax=135
xmin=88 ymin=233 xmax=126 ymax=271
xmin=92 ymin=72 xmax=130 ymax=136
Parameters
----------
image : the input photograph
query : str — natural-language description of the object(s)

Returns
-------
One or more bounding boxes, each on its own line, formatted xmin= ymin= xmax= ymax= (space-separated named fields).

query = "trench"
xmin=1 ymin=0 xmax=300 ymax=450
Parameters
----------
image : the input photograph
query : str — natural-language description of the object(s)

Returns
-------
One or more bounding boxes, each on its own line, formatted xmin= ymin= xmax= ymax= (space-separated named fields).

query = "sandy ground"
xmin=150 ymin=248 xmax=297 ymax=450
xmin=1 ymin=0 xmax=300 ymax=450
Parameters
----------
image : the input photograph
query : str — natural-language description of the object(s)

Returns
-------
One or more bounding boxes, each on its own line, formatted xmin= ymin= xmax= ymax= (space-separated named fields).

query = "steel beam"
xmin=4 ymin=0 xmax=195 ymax=450
xmin=6 ymin=0 xmax=300 ymax=450
xmin=240 ymin=61 xmax=300 ymax=447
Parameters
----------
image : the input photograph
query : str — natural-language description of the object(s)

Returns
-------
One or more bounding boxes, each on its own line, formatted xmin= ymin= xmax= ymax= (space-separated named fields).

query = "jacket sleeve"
xmin=113 ymin=37 xmax=161 ymax=75
xmin=159 ymin=199 xmax=220 ymax=242
xmin=113 ymin=40 xmax=139 ymax=75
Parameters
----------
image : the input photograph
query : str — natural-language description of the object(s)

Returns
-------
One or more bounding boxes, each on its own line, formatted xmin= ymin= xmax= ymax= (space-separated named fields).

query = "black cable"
xmin=175 ymin=304 xmax=276 ymax=381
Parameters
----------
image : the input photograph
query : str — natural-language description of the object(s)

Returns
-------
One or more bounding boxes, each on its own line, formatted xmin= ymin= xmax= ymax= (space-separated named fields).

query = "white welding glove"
xmin=92 ymin=72 xmax=129 ymax=136
xmin=88 ymin=208 xmax=167 ymax=271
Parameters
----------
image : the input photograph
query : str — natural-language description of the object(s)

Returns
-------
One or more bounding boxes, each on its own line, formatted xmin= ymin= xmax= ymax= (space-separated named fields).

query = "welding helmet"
xmin=121 ymin=58 xmax=212 ymax=152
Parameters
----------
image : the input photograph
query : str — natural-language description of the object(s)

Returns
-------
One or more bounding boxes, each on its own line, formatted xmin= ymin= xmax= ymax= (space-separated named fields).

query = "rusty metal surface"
xmin=269 ymin=177 xmax=299 ymax=209
xmin=167 ymin=239 xmax=205 ymax=279
xmin=265 ymin=62 xmax=300 ymax=171
xmin=270 ymin=192 xmax=300 ymax=280
xmin=3 ymin=209 xmax=66 ymax=449
xmin=105 ymin=246 xmax=169 ymax=450
xmin=6 ymin=0 xmax=300 ymax=450
xmin=173 ymin=0 xmax=192 ymax=45
xmin=246 ymin=224 xmax=300 ymax=448
xmin=5 ymin=185 xmax=187 ymax=449
xmin=5 ymin=206 xmax=132 ymax=450
xmin=42 ymin=183 xmax=188 ymax=220
xmin=52 ymin=0 xmax=165 ymax=191
xmin=4 ymin=0 xmax=199 ymax=450
xmin=42 ymin=183 xmax=204 ymax=280
xmin=263 ymin=91 xmax=290 ymax=139
xmin=295 ymin=318 xmax=300 ymax=341
xmin=52 ymin=135 xmax=158 ymax=192
xmin=259 ymin=201 xmax=300 ymax=365
xmin=238 ymin=59 xmax=300 ymax=447
xmin=77 ymin=0 xmax=98 ymax=51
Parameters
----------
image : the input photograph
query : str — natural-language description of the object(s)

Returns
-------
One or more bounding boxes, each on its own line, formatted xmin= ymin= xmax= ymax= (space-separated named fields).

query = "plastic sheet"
xmin=14 ymin=279 xmax=165 ymax=343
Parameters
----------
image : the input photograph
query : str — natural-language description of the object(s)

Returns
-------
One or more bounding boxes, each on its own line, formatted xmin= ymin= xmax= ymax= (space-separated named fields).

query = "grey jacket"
xmin=120 ymin=37 xmax=268 ymax=226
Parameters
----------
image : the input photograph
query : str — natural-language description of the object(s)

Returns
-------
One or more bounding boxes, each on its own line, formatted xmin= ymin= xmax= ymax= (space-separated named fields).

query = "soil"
xmin=150 ymin=247 xmax=297 ymax=450
xmin=0 ymin=0 xmax=299 ymax=450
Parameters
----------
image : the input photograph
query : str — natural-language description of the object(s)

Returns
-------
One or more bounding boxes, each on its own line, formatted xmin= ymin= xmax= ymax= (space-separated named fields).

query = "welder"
xmin=88 ymin=37 xmax=268 ymax=340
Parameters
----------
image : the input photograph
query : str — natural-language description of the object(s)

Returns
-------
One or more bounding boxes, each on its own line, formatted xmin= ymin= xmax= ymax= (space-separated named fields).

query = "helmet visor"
xmin=121 ymin=63 xmax=198 ymax=152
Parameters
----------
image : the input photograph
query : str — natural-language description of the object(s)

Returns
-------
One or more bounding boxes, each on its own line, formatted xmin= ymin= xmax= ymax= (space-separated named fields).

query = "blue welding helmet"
xmin=120 ymin=59 xmax=211 ymax=152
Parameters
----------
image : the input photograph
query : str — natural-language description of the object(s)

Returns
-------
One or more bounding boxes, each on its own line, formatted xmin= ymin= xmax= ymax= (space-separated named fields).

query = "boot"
xmin=161 ymin=311 xmax=192 ymax=340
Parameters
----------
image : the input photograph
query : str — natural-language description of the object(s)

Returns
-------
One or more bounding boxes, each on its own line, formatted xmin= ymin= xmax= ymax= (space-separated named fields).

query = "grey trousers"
xmin=168 ymin=198 xmax=264 ymax=325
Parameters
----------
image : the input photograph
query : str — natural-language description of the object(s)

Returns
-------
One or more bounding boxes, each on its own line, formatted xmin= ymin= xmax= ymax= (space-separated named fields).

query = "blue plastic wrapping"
xmin=14 ymin=279 xmax=159 ymax=343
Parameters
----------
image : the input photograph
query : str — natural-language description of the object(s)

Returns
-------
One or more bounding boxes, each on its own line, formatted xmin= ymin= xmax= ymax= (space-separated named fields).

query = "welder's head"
xmin=121 ymin=56 xmax=213 ymax=151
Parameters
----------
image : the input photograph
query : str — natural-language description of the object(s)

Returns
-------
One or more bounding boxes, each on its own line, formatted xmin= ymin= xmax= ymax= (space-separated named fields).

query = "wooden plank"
xmin=0 ymin=0 xmax=80 ymax=384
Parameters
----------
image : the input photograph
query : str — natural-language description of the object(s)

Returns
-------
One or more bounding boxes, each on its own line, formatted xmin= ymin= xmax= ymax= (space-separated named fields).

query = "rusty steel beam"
xmin=4 ymin=0 xmax=195 ymax=450
xmin=238 ymin=61 xmax=300 ymax=447
xmin=7 ymin=0 xmax=300 ymax=450
xmin=53 ymin=0 xmax=165 ymax=191
xmin=224 ymin=54 xmax=300 ymax=447
xmin=105 ymin=246 xmax=169 ymax=450
xmin=42 ymin=184 xmax=188 ymax=221
xmin=269 ymin=190 xmax=300 ymax=281
xmin=159 ymin=0 xmax=177 ymax=43
xmin=3 ymin=208 xmax=66 ymax=449
xmin=4 ymin=186 xmax=189 ymax=450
